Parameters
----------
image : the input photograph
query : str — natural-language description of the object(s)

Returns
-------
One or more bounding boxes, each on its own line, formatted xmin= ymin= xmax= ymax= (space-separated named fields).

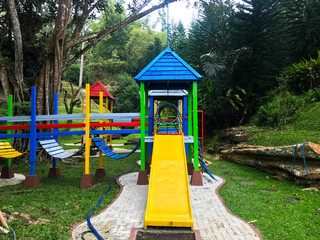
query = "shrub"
xmin=279 ymin=51 xmax=320 ymax=94
xmin=255 ymin=91 xmax=303 ymax=128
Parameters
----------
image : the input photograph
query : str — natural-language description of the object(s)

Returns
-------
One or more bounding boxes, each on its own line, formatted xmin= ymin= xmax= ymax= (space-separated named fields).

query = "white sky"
xmin=148 ymin=0 xmax=244 ymax=31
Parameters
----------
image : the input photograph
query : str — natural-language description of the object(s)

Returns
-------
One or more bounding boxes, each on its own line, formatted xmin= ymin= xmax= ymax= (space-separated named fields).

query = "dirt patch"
xmin=240 ymin=182 xmax=256 ymax=186
xmin=259 ymin=189 xmax=278 ymax=192
xmin=2 ymin=210 xmax=50 ymax=225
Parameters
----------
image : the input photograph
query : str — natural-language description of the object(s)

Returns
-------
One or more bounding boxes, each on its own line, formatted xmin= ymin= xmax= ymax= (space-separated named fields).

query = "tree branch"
xmin=64 ymin=0 xmax=178 ymax=71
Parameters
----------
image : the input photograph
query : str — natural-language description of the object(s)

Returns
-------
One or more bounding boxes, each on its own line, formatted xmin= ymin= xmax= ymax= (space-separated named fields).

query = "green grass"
xmin=247 ymin=129 xmax=320 ymax=146
xmin=0 ymin=154 xmax=140 ymax=239
xmin=204 ymin=134 xmax=220 ymax=151
xmin=245 ymin=102 xmax=320 ymax=146
xmin=293 ymin=102 xmax=320 ymax=131
xmin=206 ymin=155 xmax=320 ymax=240
xmin=2 ymin=153 xmax=319 ymax=239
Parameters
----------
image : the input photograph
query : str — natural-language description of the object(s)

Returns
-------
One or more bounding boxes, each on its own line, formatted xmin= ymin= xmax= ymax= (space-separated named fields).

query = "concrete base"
xmin=1 ymin=166 xmax=14 ymax=179
xmin=48 ymin=167 xmax=61 ymax=178
xmin=95 ymin=168 xmax=106 ymax=178
xmin=187 ymin=162 xmax=194 ymax=175
xmin=191 ymin=170 xmax=203 ymax=186
xmin=80 ymin=174 xmax=94 ymax=189
xmin=132 ymin=228 xmax=202 ymax=240
xmin=137 ymin=170 xmax=148 ymax=185
xmin=23 ymin=175 xmax=40 ymax=188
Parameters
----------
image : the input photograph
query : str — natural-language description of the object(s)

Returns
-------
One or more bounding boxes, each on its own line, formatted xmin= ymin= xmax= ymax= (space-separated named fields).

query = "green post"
xmin=188 ymin=89 xmax=192 ymax=163
xmin=6 ymin=95 xmax=13 ymax=168
xmin=144 ymin=90 xmax=148 ymax=161
xmin=193 ymin=81 xmax=199 ymax=170
xmin=140 ymin=82 xmax=146 ymax=171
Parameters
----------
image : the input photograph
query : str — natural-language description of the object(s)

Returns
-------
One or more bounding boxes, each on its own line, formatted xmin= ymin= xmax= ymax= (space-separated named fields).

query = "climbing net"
xmin=154 ymin=102 xmax=183 ymax=134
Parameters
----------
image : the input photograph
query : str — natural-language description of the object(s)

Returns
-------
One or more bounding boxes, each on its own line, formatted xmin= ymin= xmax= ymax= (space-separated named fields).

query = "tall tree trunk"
xmin=77 ymin=41 xmax=85 ymax=100
xmin=7 ymin=0 xmax=25 ymax=102
xmin=35 ymin=0 xmax=72 ymax=115
xmin=0 ymin=54 xmax=12 ymax=100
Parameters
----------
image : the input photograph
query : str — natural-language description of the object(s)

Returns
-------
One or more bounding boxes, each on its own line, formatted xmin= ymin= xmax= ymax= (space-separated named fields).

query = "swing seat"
xmin=92 ymin=137 xmax=140 ymax=159
xmin=39 ymin=139 xmax=85 ymax=159
xmin=0 ymin=142 xmax=28 ymax=158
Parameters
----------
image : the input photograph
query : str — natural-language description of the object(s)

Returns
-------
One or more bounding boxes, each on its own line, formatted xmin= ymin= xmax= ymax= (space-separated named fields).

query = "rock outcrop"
xmin=221 ymin=142 xmax=320 ymax=186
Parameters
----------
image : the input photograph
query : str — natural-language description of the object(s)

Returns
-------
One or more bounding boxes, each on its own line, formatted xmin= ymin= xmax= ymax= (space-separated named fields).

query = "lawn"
xmin=1 ymin=151 xmax=319 ymax=239
xmin=1 ymin=95 xmax=319 ymax=239
xmin=206 ymin=155 xmax=320 ymax=240
xmin=0 ymin=153 xmax=140 ymax=239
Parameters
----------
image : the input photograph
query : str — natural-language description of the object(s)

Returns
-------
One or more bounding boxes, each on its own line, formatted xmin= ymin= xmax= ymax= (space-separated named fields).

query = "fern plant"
xmin=279 ymin=51 xmax=320 ymax=94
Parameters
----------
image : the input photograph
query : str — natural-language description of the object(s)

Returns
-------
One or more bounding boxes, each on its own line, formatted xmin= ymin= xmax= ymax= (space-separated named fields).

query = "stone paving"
xmin=72 ymin=172 xmax=261 ymax=240
xmin=0 ymin=174 xmax=25 ymax=188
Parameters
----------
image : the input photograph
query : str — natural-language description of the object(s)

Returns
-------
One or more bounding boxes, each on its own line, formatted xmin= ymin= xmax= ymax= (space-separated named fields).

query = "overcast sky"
xmin=148 ymin=0 xmax=244 ymax=31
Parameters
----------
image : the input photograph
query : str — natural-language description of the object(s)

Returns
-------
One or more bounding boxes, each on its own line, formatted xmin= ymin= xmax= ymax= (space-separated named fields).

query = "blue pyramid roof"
xmin=134 ymin=48 xmax=202 ymax=89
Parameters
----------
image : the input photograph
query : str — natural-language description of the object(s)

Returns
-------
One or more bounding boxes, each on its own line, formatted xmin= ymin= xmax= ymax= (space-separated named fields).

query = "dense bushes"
xmin=254 ymin=89 xmax=320 ymax=128
xmin=279 ymin=51 xmax=320 ymax=94
xmin=253 ymin=52 xmax=320 ymax=128
xmin=254 ymin=92 xmax=304 ymax=128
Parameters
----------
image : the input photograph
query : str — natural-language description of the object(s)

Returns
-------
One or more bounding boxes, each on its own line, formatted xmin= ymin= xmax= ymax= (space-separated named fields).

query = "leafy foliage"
xmin=279 ymin=51 xmax=320 ymax=94
xmin=111 ymin=73 xmax=140 ymax=113
xmin=254 ymin=91 xmax=304 ymax=128
xmin=63 ymin=64 xmax=88 ymax=86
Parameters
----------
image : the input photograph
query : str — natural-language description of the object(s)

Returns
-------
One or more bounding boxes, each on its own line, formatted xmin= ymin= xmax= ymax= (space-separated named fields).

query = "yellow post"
xmin=85 ymin=84 xmax=90 ymax=174
xmin=105 ymin=97 xmax=109 ymax=145
xmin=109 ymin=99 xmax=113 ymax=147
xmin=99 ymin=92 xmax=103 ymax=169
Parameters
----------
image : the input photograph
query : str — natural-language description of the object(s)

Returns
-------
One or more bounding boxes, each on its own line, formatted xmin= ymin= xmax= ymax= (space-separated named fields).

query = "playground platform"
xmin=71 ymin=172 xmax=262 ymax=240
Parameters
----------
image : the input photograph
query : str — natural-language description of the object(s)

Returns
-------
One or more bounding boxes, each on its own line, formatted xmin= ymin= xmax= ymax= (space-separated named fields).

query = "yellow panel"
xmin=144 ymin=134 xmax=193 ymax=230
xmin=0 ymin=147 xmax=16 ymax=151
xmin=0 ymin=152 xmax=24 ymax=158
xmin=0 ymin=142 xmax=26 ymax=158
xmin=0 ymin=142 xmax=10 ymax=146
xmin=0 ymin=149 xmax=16 ymax=153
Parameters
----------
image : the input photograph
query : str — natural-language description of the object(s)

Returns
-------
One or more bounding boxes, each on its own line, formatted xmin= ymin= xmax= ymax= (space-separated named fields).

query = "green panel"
xmin=140 ymin=82 xmax=145 ymax=171
xmin=6 ymin=95 xmax=12 ymax=167
xmin=192 ymin=82 xmax=199 ymax=170
xmin=145 ymin=90 xmax=148 ymax=162
xmin=188 ymin=90 xmax=192 ymax=163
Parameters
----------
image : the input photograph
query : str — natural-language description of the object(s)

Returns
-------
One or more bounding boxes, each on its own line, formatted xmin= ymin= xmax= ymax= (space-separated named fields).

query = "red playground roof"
xmin=90 ymin=81 xmax=115 ymax=100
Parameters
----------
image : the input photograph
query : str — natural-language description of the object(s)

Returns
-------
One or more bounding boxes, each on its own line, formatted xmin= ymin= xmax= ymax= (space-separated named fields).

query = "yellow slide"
xmin=144 ymin=134 xmax=193 ymax=230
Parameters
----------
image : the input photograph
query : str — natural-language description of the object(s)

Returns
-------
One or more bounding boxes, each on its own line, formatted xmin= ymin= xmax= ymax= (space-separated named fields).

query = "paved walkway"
xmin=72 ymin=173 xmax=261 ymax=240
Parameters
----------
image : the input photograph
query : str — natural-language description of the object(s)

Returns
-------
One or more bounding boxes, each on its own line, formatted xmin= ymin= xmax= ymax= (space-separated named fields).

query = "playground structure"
xmin=0 ymin=82 xmax=144 ymax=188
xmin=132 ymin=46 xmax=204 ymax=230
xmin=0 ymin=47 xmax=207 ymax=231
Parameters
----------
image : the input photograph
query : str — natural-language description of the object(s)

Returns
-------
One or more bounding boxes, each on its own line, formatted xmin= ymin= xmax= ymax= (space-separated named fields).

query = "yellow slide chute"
xmin=144 ymin=134 xmax=193 ymax=230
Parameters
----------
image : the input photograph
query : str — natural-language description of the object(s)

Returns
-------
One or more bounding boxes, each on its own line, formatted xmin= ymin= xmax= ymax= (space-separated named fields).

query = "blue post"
xmin=183 ymin=96 xmax=188 ymax=156
xmin=53 ymin=93 xmax=59 ymax=168
xmin=148 ymin=97 xmax=154 ymax=157
xmin=30 ymin=87 xmax=37 ymax=175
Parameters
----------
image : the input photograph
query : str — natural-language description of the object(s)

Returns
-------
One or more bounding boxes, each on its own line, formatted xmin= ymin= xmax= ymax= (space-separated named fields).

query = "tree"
xmin=125 ymin=28 xmax=155 ymax=73
xmin=139 ymin=35 xmax=166 ymax=72
xmin=0 ymin=0 xmax=182 ymax=115
xmin=169 ymin=20 xmax=186 ymax=52
xmin=279 ymin=0 xmax=320 ymax=62
xmin=111 ymin=73 xmax=140 ymax=113
xmin=230 ymin=0 xmax=287 ymax=119
xmin=7 ymin=0 xmax=25 ymax=102
xmin=0 ymin=0 xmax=55 ymax=101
